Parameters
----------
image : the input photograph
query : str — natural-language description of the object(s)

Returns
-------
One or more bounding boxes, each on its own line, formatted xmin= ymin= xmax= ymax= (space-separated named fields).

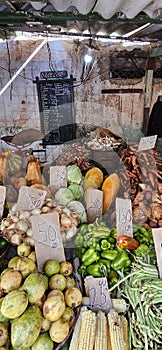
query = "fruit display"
xmin=0 ymin=127 xmax=162 ymax=349
xmin=0 ymin=245 xmax=82 ymax=349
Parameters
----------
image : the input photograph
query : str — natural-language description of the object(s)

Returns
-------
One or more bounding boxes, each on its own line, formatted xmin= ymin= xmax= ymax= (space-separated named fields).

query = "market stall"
xmin=0 ymin=126 xmax=161 ymax=349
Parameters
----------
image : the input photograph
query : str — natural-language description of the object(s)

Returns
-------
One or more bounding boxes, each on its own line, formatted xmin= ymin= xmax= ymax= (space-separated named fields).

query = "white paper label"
xmin=86 ymin=189 xmax=103 ymax=223
xmin=152 ymin=228 xmax=162 ymax=279
xmin=50 ymin=166 xmax=67 ymax=193
xmin=0 ymin=186 xmax=6 ymax=219
xmin=17 ymin=185 xmax=46 ymax=211
xmin=85 ymin=276 xmax=113 ymax=313
xmin=138 ymin=135 xmax=157 ymax=151
xmin=31 ymin=212 xmax=65 ymax=272
xmin=116 ymin=198 xmax=133 ymax=237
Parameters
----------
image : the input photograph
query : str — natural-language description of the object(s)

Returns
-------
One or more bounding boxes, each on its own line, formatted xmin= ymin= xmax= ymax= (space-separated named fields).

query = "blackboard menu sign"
xmin=35 ymin=75 xmax=75 ymax=144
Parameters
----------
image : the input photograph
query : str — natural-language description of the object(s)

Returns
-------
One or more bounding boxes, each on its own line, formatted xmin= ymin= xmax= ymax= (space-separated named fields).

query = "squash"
xmin=101 ymin=173 xmax=120 ymax=213
xmin=84 ymin=167 xmax=104 ymax=189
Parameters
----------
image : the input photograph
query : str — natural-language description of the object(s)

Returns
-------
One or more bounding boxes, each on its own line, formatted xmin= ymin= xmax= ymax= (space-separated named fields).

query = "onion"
xmin=9 ymin=215 xmax=19 ymax=223
xmin=19 ymin=210 xmax=31 ymax=221
xmin=26 ymin=227 xmax=33 ymax=237
xmin=41 ymin=206 xmax=50 ymax=213
xmin=10 ymin=233 xmax=23 ymax=245
xmin=16 ymin=220 xmax=29 ymax=232
xmin=24 ymin=237 xmax=35 ymax=247
xmin=31 ymin=208 xmax=41 ymax=215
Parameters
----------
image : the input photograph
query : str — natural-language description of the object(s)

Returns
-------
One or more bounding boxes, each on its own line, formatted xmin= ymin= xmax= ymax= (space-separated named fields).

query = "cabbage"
xmin=68 ymin=184 xmax=84 ymax=201
xmin=55 ymin=188 xmax=74 ymax=206
xmin=67 ymin=201 xmax=87 ymax=223
xmin=67 ymin=165 xmax=83 ymax=185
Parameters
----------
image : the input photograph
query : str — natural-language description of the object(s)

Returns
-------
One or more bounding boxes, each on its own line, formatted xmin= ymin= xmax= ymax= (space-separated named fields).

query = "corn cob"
xmin=120 ymin=315 xmax=129 ymax=350
xmin=107 ymin=321 xmax=112 ymax=350
xmin=107 ymin=309 xmax=126 ymax=350
xmin=78 ymin=308 xmax=96 ymax=350
xmin=94 ymin=310 xmax=108 ymax=350
xmin=69 ymin=307 xmax=85 ymax=350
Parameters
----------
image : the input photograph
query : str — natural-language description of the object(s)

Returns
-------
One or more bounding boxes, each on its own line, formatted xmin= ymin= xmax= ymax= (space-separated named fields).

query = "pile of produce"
xmin=118 ymin=146 xmax=162 ymax=227
xmin=0 ymin=243 xmax=82 ymax=349
xmin=113 ymin=258 xmax=162 ymax=349
xmin=69 ymin=306 xmax=129 ymax=350
xmin=74 ymin=220 xmax=156 ymax=283
xmin=1 ymin=197 xmax=81 ymax=245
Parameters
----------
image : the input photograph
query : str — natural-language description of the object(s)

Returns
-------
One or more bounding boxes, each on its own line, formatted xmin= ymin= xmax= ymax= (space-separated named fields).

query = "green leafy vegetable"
xmin=68 ymin=184 xmax=83 ymax=200
xmin=67 ymin=165 xmax=83 ymax=184
xmin=55 ymin=188 xmax=74 ymax=205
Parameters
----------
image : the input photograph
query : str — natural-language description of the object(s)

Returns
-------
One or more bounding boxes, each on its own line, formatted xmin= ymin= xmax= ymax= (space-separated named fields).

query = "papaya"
xmin=1 ymin=290 xmax=28 ymax=319
xmin=101 ymin=173 xmax=120 ymax=213
xmin=11 ymin=305 xmax=43 ymax=349
xmin=31 ymin=332 xmax=53 ymax=350
xmin=22 ymin=272 xmax=46 ymax=303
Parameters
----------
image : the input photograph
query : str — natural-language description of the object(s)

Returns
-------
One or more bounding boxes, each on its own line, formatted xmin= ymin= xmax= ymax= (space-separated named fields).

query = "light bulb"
xmin=84 ymin=53 xmax=93 ymax=64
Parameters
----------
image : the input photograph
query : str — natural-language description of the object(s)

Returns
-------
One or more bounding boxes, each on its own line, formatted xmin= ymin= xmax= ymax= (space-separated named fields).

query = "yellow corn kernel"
xmin=120 ymin=315 xmax=129 ymax=350
xmin=78 ymin=308 xmax=96 ymax=350
xmin=94 ymin=310 xmax=108 ymax=350
xmin=108 ymin=310 xmax=126 ymax=350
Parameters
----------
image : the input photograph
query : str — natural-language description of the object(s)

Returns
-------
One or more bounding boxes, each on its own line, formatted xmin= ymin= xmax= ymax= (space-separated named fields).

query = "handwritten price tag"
xmin=86 ymin=189 xmax=103 ymax=223
xmin=17 ymin=186 xmax=46 ymax=211
xmin=116 ymin=198 xmax=133 ymax=237
xmin=85 ymin=276 xmax=112 ymax=313
xmin=152 ymin=228 xmax=162 ymax=279
xmin=0 ymin=186 xmax=6 ymax=219
xmin=31 ymin=212 xmax=65 ymax=272
xmin=138 ymin=135 xmax=157 ymax=151
xmin=50 ymin=166 xmax=67 ymax=193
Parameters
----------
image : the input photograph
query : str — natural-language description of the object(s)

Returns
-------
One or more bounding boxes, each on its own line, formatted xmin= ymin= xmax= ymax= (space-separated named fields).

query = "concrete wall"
xmin=0 ymin=37 xmax=161 ymax=158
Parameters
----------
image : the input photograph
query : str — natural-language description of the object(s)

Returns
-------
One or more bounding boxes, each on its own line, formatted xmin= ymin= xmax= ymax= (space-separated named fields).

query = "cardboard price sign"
xmin=116 ymin=198 xmax=133 ymax=237
xmin=85 ymin=276 xmax=112 ymax=313
xmin=50 ymin=166 xmax=67 ymax=193
xmin=86 ymin=189 xmax=103 ymax=223
xmin=0 ymin=186 xmax=6 ymax=219
xmin=152 ymin=228 xmax=162 ymax=278
xmin=16 ymin=186 xmax=46 ymax=211
xmin=31 ymin=212 xmax=65 ymax=272
xmin=138 ymin=135 xmax=157 ymax=151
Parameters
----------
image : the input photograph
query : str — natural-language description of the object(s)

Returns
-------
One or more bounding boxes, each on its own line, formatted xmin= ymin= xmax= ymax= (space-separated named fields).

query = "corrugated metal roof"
xmin=48 ymin=0 xmax=162 ymax=19
xmin=0 ymin=1 xmax=162 ymax=42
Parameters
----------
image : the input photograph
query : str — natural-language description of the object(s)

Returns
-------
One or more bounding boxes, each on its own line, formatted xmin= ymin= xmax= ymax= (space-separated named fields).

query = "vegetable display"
xmin=109 ymin=257 xmax=162 ymax=349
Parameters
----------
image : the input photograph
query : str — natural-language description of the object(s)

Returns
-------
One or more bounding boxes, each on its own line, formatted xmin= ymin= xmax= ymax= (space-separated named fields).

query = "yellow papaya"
xmin=101 ymin=173 xmax=120 ymax=213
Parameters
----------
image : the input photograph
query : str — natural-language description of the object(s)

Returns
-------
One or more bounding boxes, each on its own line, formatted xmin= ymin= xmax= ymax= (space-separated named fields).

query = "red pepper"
xmin=117 ymin=235 xmax=139 ymax=250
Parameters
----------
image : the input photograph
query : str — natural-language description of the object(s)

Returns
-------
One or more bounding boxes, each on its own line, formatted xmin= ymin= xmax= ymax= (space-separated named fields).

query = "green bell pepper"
xmin=101 ymin=249 xmax=118 ymax=261
xmin=110 ymin=228 xmax=117 ymax=238
xmin=100 ymin=239 xmax=111 ymax=250
xmin=134 ymin=243 xmax=150 ymax=256
xmin=99 ymin=259 xmax=111 ymax=273
xmin=78 ymin=264 xmax=87 ymax=277
xmin=111 ymin=250 xmax=131 ymax=271
xmin=109 ymin=270 xmax=118 ymax=286
xmin=86 ymin=262 xmax=107 ymax=277
xmin=88 ymin=238 xmax=101 ymax=251
xmin=75 ymin=247 xmax=85 ymax=258
xmin=81 ymin=248 xmax=100 ymax=266
xmin=74 ymin=233 xmax=83 ymax=246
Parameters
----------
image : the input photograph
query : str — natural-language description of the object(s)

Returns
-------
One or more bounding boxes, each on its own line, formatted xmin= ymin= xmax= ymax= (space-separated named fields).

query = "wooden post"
xmin=143 ymin=69 xmax=153 ymax=136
